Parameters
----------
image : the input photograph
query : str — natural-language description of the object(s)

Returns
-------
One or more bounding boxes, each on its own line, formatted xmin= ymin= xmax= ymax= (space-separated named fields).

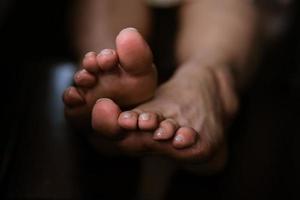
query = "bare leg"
xmin=91 ymin=0 xmax=262 ymax=174
xmin=66 ymin=0 xmax=265 ymax=198
xmin=63 ymin=1 xmax=163 ymax=198
xmin=71 ymin=0 xmax=152 ymax=55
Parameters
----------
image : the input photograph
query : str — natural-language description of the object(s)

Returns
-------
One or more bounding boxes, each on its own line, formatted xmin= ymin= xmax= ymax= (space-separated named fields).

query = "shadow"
xmin=1 ymin=1 xmax=299 ymax=200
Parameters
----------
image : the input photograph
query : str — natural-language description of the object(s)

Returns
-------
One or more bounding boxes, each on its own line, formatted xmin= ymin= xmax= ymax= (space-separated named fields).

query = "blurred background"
xmin=0 ymin=0 xmax=299 ymax=199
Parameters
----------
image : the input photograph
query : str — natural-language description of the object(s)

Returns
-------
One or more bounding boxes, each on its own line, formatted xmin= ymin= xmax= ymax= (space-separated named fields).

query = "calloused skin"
xmin=63 ymin=0 xmax=270 ymax=199
xmin=64 ymin=28 xmax=211 ymax=158
xmin=64 ymin=27 xmax=236 ymax=170
xmin=64 ymin=0 xmax=263 ymax=174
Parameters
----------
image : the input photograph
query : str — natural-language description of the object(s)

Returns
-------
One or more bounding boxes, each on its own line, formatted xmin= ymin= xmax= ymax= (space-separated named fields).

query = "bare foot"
xmin=63 ymin=28 xmax=157 ymax=129
xmin=92 ymin=62 xmax=238 ymax=173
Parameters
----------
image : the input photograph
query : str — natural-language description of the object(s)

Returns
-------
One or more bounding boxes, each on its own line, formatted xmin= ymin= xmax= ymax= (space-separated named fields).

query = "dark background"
xmin=1 ymin=0 xmax=299 ymax=199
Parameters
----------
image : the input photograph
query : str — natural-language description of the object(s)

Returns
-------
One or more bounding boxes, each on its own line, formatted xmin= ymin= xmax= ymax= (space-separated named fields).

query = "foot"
xmin=118 ymin=111 xmax=196 ymax=149
xmin=92 ymin=63 xmax=238 ymax=173
xmin=63 ymin=28 xmax=157 ymax=129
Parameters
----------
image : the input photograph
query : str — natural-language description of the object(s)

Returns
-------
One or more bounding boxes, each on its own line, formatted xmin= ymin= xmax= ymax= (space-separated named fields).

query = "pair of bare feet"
xmin=63 ymin=28 xmax=235 ymax=171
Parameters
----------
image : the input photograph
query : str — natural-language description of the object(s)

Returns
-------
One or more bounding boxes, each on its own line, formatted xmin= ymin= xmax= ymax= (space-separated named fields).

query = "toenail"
xmin=85 ymin=51 xmax=95 ymax=57
xmin=154 ymin=128 xmax=164 ymax=138
xmin=126 ymin=27 xmax=138 ymax=32
xmin=122 ymin=112 xmax=133 ymax=119
xmin=75 ymin=74 xmax=81 ymax=80
xmin=100 ymin=49 xmax=113 ymax=56
xmin=96 ymin=98 xmax=112 ymax=103
xmin=75 ymin=69 xmax=86 ymax=79
xmin=66 ymin=87 xmax=73 ymax=95
xmin=121 ymin=27 xmax=138 ymax=33
xmin=174 ymin=135 xmax=184 ymax=143
xmin=140 ymin=113 xmax=150 ymax=121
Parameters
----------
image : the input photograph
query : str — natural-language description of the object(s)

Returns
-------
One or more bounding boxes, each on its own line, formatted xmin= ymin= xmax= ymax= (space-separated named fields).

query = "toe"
xmin=92 ymin=98 xmax=122 ymax=138
xmin=63 ymin=86 xmax=85 ymax=107
xmin=172 ymin=127 xmax=197 ymax=149
xmin=118 ymin=111 xmax=139 ymax=130
xmin=116 ymin=27 xmax=154 ymax=76
xmin=138 ymin=112 xmax=159 ymax=131
xmin=153 ymin=119 xmax=179 ymax=140
xmin=82 ymin=51 xmax=99 ymax=73
xmin=74 ymin=69 xmax=97 ymax=87
xmin=96 ymin=49 xmax=118 ymax=71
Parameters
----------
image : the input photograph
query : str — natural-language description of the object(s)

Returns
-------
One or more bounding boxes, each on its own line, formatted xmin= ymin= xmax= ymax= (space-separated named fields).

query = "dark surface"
xmin=1 ymin=1 xmax=299 ymax=199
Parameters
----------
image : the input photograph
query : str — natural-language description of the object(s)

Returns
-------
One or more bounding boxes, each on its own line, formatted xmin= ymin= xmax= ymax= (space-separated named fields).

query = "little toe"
xmin=74 ymin=69 xmax=97 ymax=87
xmin=63 ymin=86 xmax=85 ymax=107
xmin=153 ymin=119 xmax=179 ymax=140
xmin=116 ymin=27 xmax=154 ymax=75
xmin=96 ymin=49 xmax=118 ymax=71
xmin=82 ymin=51 xmax=99 ymax=73
xmin=172 ymin=127 xmax=198 ymax=149
xmin=118 ymin=111 xmax=139 ymax=130
xmin=138 ymin=112 xmax=159 ymax=131
xmin=92 ymin=98 xmax=122 ymax=138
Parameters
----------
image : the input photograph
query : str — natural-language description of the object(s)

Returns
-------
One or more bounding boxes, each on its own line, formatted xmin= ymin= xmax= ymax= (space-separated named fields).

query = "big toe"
xmin=92 ymin=98 xmax=122 ymax=139
xmin=116 ymin=27 xmax=154 ymax=76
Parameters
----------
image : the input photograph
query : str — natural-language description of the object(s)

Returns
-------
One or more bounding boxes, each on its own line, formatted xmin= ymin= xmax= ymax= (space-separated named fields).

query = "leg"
xmin=92 ymin=0 xmax=262 ymax=174
xmin=63 ymin=0 xmax=155 ymax=129
xmin=71 ymin=0 xmax=152 ymax=55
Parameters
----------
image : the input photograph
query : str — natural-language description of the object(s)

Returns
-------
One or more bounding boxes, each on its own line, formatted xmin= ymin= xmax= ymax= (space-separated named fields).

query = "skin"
xmin=63 ymin=28 xmax=157 ymax=129
xmin=62 ymin=0 xmax=272 ymax=199
xmin=63 ymin=0 xmax=266 ymax=176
